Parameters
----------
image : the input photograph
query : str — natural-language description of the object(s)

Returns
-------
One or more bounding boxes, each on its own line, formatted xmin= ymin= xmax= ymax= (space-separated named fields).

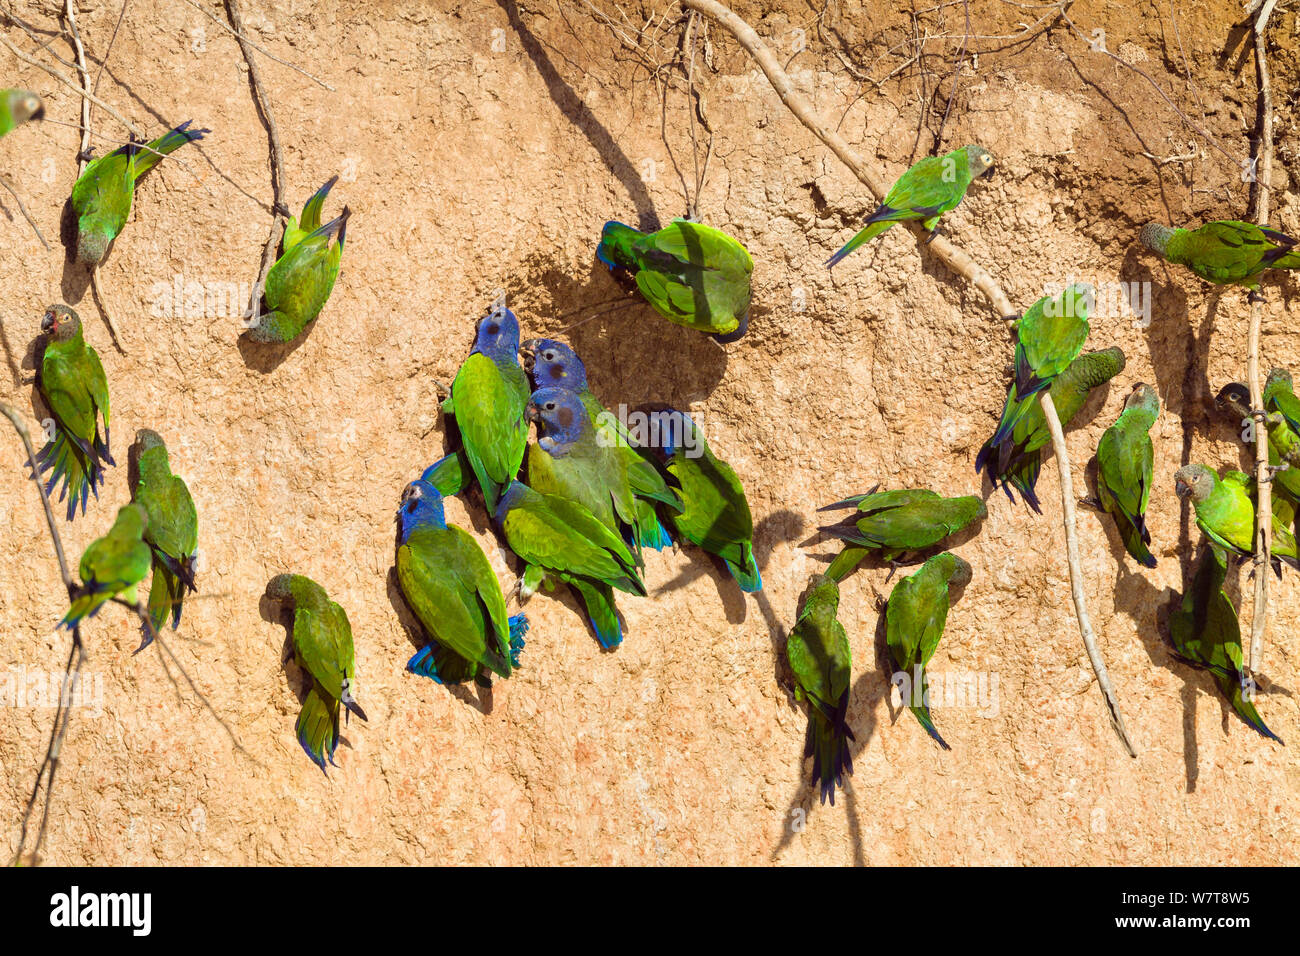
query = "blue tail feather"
xmin=406 ymin=645 xmax=445 ymax=683
xmin=507 ymin=613 xmax=528 ymax=667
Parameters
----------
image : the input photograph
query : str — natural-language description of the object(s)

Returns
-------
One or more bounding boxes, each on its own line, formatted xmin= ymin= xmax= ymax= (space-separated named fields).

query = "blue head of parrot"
xmin=527 ymin=387 xmax=588 ymax=457
xmin=397 ymin=479 xmax=447 ymax=541
xmin=472 ymin=307 xmax=521 ymax=362
xmin=520 ymin=337 xmax=587 ymax=392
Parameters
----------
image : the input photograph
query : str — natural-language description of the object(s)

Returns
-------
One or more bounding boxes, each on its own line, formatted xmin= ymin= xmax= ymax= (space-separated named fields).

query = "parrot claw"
xmin=1248 ymin=289 xmax=1266 ymax=304
xmin=1077 ymin=495 xmax=1103 ymax=511
xmin=76 ymin=147 xmax=95 ymax=163
xmin=272 ymin=201 xmax=293 ymax=219
xmin=923 ymin=228 xmax=940 ymax=245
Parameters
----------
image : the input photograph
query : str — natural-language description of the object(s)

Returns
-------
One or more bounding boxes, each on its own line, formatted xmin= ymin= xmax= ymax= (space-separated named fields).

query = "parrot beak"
xmin=1175 ymin=480 xmax=1190 ymax=499
xmin=525 ymin=403 xmax=539 ymax=422
xmin=518 ymin=339 xmax=537 ymax=371
xmin=979 ymin=166 xmax=995 ymax=180
xmin=40 ymin=311 xmax=55 ymax=333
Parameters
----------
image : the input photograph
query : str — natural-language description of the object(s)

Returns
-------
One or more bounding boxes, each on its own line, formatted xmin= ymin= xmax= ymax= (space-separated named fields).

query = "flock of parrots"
xmin=5 ymin=79 xmax=1300 ymax=806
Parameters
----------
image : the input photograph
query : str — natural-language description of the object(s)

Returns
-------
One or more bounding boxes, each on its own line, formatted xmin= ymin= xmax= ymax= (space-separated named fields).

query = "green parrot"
xmin=885 ymin=552 xmax=972 ymax=750
xmin=60 ymin=503 xmax=151 ymax=630
xmin=1094 ymin=383 xmax=1160 ymax=568
xmin=520 ymin=337 xmax=682 ymax=551
xmin=1264 ymin=367 xmax=1300 ymax=431
xmin=597 ymin=219 xmax=753 ymax=341
xmin=442 ymin=308 xmax=530 ymax=510
xmin=825 ymin=144 xmax=995 ymax=267
xmin=1215 ymin=378 xmax=1300 ymax=506
xmin=525 ymin=387 xmax=646 ymax=565
xmin=265 ymin=574 xmax=368 ymax=774
xmin=129 ymin=429 xmax=198 ymax=650
xmin=977 ymin=284 xmax=1093 ymax=481
xmin=1166 ymin=545 xmax=1281 ymax=744
xmin=983 ymin=347 xmax=1126 ymax=512
xmin=0 ymin=89 xmax=43 ymax=138
xmin=244 ymin=177 xmax=351 ymax=343
xmin=34 ymin=305 xmax=113 ymax=521
xmin=420 ymin=447 xmax=471 ymax=497
xmin=644 ymin=407 xmax=761 ymax=592
xmin=396 ymin=479 xmax=528 ymax=685
xmin=785 ymin=573 xmax=854 ymax=805
xmin=71 ymin=120 xmax=208 ymax=265
xmin=1139 ymin=220 xmax=1300 ymax=290
xmin=819 ymin=487 xmax=986 ymax=581
xmin=494 ymin=480 xmax=645 ymax=648
xmin=1174 ymin=464 xmax=1300 ymax=573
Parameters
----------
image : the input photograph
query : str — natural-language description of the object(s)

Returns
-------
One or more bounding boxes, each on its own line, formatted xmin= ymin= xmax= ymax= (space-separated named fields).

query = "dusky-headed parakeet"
xmin=885 ymin=552 xmax=972 ymax=750
xmin=786 ymin=573 xmax=854 ymax=805
xmin=265 ymin=573 xmax=368 ymax=774
xmin=72 ymin=120 xmax=208 ymax=265
xmin=60 ymin=503 xmax=151 ymax=630
xmin=983 ymin=347 xmax=1126 ymax=512
xmin=244 ymin=177 xmax=351 ymax=343
xmin=129 ymin=429 xmax=198 ymax=650
xmin=826 ymin=143 xmax=994 ymax=267
xmin=0 ymin=88 xmax=43 ymax=138
xmin=34 ymin=305 xmax=113 ymax=521
xmin=1174 ymin=464 xmax=1300 ymax=573
xmin=1094 ymin=383 xmax=1159 ymax=568
xmin=1140 ymin=220 xmax=1300 ymax=290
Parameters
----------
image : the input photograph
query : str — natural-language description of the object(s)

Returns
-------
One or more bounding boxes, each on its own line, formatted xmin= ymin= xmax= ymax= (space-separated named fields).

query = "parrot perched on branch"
xmin=265 ymin=574 xmax=367 ymax=774
xmin=597 ymin=219 xmax=753 ymax=341
xmin=72 ymin=120 xmax=208 ymax=266
xmin=1139 ymin=220 xmax=1300 ymax=291
xmin=786 ymin=573 xmax=854 ymax=805
xmin=1094 ymin=383 xmax=1160 ymax=568
xmin=819 ymin=487 xmax=985 ymax=581
xmin=34 ymin=305 xmax=113 ymax=521
xmin=0 ymin=89 xmax=43 ymax=138
xmin=520 ymin=337 xmax=681 ymax=550
xmin=495 ymin=480 xmax=645 ymax=649
xmin=396 ymin=479 xmax=527 ymax=685
xmin=129 ymin=429 xmax=198 ymax=651
xmin=1215 ymin=377 xmax=1300 ymax=507
xmin=982 ymin=347 xmax=1125 ymax=512
xmin=442 ymin=308 xmax=530 ymax=510
xmin=244 ymin=177 xmax=350 ymax=343
xmin=976 ymin=283 xmax=1093 ymax=482
xmin=1166 ymin=545 xmax=1282 ymax=744
xmin=825 ymin=143 xmax=995 ymax=267
xmin=885 ymin=552 xmax=972 ymax=750
xmin=643 ymin=407 xmax=761 ymax=592
xmin=60 ymin=503 xmax=151 ymax=631
xmin=1174 ymin=464 xmax=1300 ymax=574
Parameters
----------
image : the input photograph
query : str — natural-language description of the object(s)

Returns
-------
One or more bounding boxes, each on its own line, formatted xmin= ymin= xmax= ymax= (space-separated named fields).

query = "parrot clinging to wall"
xmin=396 ymin=479 xmax=528 ymax=685
xmin=597 ymin=219 xmax=753 ymax=341
xmin=885 ymin=552 xmax=972 ymax=750
xmin=72 ymin=120 xmax=208 ymax=266
xmin=1174 ymin=464 xmax=1300 ymax=574
xmin=129 ymin=429 xmax=198 ymax=650
xmin=60 ymin=503 xmax=151 ymax=631
xmin=495 ymin=480 xmax=645 ymax=648
xmin=825 ymin=143 xmax=995 ymax=267
xmin=1093 ymin=383 xmax=1160 ymax=568
xmin=34 ymin=305 xmax=113 ymax=521
xmin=244 ymin=177 xmax=351 ymax=344
xmin=786 ymin=573 xmax=854 ymax=805
xmin=442 ymin=308 xmax=530 ymax=510
xmin=265 ymin=574 xmax=367 ymax=774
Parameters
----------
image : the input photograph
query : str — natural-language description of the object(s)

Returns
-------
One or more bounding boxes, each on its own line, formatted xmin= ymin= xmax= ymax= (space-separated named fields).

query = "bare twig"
xmin=683 ymin=0 xmax=1133 ymax=750
xmin=91 ymin=0 xmax=132 ymax=100
xmin=1247 ymin=1 xmax=1276 ymax=681
xmin=1040 ymin=392 xmax=1136 ymax=755
xmin=933 ymin=0 xmax=970 ymax=150
xmin=177 ymin=0 xmax=334 ymax=91
xmin=0 ymin=174 xmax=51 ymax=250
xmin=225 ymin=0 xmax=288 ymax=325
xmin=65 ymin=0 xmax=127 ymax=353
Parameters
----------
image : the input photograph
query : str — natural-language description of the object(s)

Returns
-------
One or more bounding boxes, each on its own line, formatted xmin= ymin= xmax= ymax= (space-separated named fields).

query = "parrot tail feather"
xmin=911 ymin=705 xmax=952 ymax=751
xmin=568 ymin=578 xmax=624 ymax=649
xmin=596 ymin=220 xmax=642 ymax=271
xmin=724 ymin=550 xmax=762 ymax=593
xmin=507 ymin=613 xmax=529 ymax=668
xmin=406 ymin=645 xmax=447 ymax=684
xmin=809 ymin=690 xmax=855 ymax=805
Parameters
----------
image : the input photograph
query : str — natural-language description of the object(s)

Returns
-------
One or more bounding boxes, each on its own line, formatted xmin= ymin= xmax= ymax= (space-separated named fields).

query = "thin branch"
xmin=683 ymin=0 xmax=1133 ymax=751
xmin=91 ymin=0 xmax=132 ymax=101
xmin=0 ymin=174 xmax=51 ymax=250
xmin=225 ymin=0 xmax=288 ymax=325
xmin=65 ymin=0 xmax=127 ymax=353
xmin=933 ymin=0 xmax=970 ymax=150
xmin=1040 ymin=392 xmax=1135 ymax=755
xmin=177 ymin=0 xmax=335 ymax=91
xmin=1247 ymin=1 xmax=1276 ymax=681
xmin=0 ymin=404 xmax=72 ymax=591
